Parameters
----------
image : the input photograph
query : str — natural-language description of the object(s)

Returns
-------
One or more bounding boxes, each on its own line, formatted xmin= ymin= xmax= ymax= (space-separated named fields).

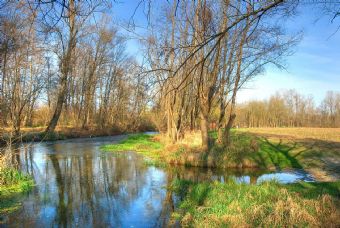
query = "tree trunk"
xmin=217 ymin=102 xmax=226 ymax=143
xmin=223 ymin=113 xmax=236 ymax=146
xmin=45 ymin=0 xmax=75 ymax=134
xmin=45 ymin=74 xmax=68 ymax=133
xmin=217 ymin=127 xmax=223 ymax=144
xmin=200 ymin=112 xmax=209 ymax=151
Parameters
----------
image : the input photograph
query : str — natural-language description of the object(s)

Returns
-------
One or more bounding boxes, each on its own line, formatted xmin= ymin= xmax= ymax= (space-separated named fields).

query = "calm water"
xmin=2 ymin=135 xmax=313 ymax=227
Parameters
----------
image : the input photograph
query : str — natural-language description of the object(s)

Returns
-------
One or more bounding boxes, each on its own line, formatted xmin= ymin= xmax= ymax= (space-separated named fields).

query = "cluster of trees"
xmin=234 ymin=90 xmax=340 ymax=128
xmin=147 ymin=0 xmax=298 ymax=149
xmin=0 ymin=1 xmax=149 ymax=136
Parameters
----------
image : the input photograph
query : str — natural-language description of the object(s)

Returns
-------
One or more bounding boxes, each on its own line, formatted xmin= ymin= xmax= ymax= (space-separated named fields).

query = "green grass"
xmin=0 ymin=168 xmax=34 ymax=214
xmin=101 ymin=134 xmax=166 ymax=167
xmin=207 ymin=131 xmax=307 ymax=169
xmin=170 ymin=179 xmax=340 ymax=227
xmin=101 ymin=131 xmax=327 ymax=170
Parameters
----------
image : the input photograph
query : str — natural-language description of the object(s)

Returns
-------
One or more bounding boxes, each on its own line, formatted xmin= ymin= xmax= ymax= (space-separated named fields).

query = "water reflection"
xmin=3 ymin=136 xmax=313 ymax=227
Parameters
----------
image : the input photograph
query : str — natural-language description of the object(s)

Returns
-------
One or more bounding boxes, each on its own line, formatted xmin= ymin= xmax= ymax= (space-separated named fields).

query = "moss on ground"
xmin=0 ymin=169 xmax=34 ymax=214
xmin=170 ymin=179 xmax=340 ymax=227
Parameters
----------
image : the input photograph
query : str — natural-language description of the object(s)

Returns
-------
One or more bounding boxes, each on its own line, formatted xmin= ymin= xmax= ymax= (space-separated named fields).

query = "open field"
xmin=238 ymin=127 xmax=340 ymax=142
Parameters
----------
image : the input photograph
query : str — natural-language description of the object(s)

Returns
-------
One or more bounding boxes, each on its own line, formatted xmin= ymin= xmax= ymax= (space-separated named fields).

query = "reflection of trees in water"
xmin=4 ymin=143 xmax=22 ymax=170
xmin=7 ymin=142 xmax=266 ymax=227
xmin=169 ymin=166 xmax=262 ymax=185
xmin=49 ymin=153 xmax=68 ymax=227
xmin=47 ymin=149 xmax=150 ymax=227
xmin=155 ymin=171 xmax=176 ymax=227
xmin=10 ymin=144 xmax=153 ymax=227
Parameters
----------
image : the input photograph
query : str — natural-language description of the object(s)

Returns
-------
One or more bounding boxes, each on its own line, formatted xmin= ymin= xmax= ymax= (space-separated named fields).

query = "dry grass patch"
xmin=239 ymin=127 xmax=340 ymax=142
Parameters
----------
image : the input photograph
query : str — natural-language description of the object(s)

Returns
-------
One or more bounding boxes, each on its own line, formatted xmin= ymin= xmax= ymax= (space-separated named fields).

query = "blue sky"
xmin=110 ymin=1 xmax=340 ymax=105
xmin=238 ymin=5 xmax=340 ymax=104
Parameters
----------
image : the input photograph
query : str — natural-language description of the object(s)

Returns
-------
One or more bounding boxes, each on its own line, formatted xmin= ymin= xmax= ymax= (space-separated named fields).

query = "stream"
xmin=2 ymin=135 xmax=314 ymax=227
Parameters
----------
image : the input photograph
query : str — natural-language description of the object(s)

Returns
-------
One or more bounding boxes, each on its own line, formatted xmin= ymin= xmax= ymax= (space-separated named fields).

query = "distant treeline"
xmin=233 ymin=90 xmax=340 ymax=128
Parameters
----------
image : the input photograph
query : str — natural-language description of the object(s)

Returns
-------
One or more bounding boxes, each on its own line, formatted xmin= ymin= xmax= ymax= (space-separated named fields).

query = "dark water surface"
xmin=2 ymin=135 xmax=313 ymax=227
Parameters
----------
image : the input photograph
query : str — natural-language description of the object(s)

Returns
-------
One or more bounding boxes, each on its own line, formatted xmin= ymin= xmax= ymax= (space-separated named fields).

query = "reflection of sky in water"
xmin=4 ymin=136 xmax=314 ymax=227
xmin=223 ymin=172 xmax=314 ymax=184
xmin=235 ymin=176 xmax=251 ymax=183
xmin=258 ymin=172 xmax=314 ymax=184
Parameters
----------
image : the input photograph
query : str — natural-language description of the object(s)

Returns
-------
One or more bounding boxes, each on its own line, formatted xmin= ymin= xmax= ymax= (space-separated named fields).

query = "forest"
xmin=0 ymin=0 xmax=340 ymax=227
xmin=0 ymin=1 xmax=339 ymax=146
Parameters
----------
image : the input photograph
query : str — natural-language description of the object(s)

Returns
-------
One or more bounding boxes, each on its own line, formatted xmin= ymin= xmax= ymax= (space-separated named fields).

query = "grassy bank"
xmin=101 ymin=131 xmax=329 ymax=171
xmin=170 ymin=179 xmax=340 ymax=227
xmin=0 ymin=169 xmax=34 ymax=214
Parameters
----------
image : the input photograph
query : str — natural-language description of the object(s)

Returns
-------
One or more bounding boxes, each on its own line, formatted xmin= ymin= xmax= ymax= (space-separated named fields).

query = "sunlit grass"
xmin=100 ymin=131 xmax=332 ymax=170
xmin=100 ymin=128 xmax=340 ymax=182
xmin=170 ymin=179 xmax=340 ymax=227
xmin=101 ymin=133 xmax=166 ymax=167
xmin=207 ymin=130 xmax=305 ymax=169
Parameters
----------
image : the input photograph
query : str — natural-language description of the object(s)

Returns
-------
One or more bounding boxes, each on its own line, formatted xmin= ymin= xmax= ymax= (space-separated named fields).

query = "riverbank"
xmin=0 ymin=169 xmax=34 ymax=215
xmin=101 ymin=130 xmax=340 ymax=181
xmin=101 ymin=132 xmax=261 ymax=168
xmin=0 ymin=126 xmax=128 ymax=145
xmin=169 ymin=179 xmax=340 ymax=227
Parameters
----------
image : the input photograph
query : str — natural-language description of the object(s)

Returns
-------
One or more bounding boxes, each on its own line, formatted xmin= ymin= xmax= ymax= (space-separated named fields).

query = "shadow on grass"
xmin=261 ymin=137 xmax=303 ymax=170
xmin=257 ymin=135 xmax=340 ymax=179
xmin=205 ymin=131 xmax=309 ymax=170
